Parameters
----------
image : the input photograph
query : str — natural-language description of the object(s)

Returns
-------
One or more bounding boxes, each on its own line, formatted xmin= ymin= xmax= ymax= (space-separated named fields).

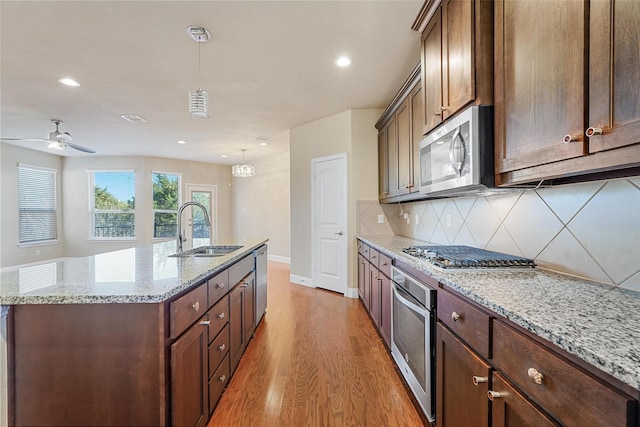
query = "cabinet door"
xmin=369 ymin=267 xmax=381 ymax=326
xmin=490 ymin=372 xmax=558 ymax=427
xmin=395 ymin=97 xmax=412 ymax=196
xmin=229 ymin=284 xmax=245 ymax=374
xmin=441 ymin=0 xmax=474 ymax=119
xmin=357 ymin=254 xmax=367 ymax=301
xmin=410 ymin=83 xmax=424 ymax=191
xmin=386 ymin=118 xmax=398 ymax=198
xmin=495 ymin=0 xmax=586 ymax=173
xmin=379 ymin=273 xmax=392 ymax=348
xmin=378 ymin=128 xmax=389 ymax=200
xmin=436 ymin=323 xmax=491 ymax=427
xmin=421 ymin=8 xmax=444 ymax=134
xmin=242 ymin=274 xmax=256 ymax=341
xmin=588 ymin=0 xmax=640 ymax=153
xmin=171 ymin=320 xmax=209 ymax=427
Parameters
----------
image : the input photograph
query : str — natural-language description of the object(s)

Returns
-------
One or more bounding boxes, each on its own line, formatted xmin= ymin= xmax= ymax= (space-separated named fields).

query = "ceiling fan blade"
xmin=0 ymin=137 xmax=49 ymax=142
xmin=64 ymin=141 xmax=97 ymax=154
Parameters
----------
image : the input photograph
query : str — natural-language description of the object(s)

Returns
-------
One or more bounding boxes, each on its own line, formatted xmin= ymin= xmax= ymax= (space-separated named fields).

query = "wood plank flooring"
xmin=208 ymin=261 xmax=425 ymax=426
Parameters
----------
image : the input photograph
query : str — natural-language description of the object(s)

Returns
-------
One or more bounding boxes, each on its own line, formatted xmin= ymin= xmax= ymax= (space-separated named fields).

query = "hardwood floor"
xmin=208 ymin=261 xmax=425 ymax=427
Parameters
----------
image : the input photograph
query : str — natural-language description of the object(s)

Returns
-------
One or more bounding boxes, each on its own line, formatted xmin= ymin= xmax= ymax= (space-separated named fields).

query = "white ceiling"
xmin=0 ymin=1 xmax=422 ymax=165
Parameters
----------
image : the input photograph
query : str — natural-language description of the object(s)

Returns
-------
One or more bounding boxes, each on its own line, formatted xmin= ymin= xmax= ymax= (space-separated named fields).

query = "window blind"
xmin=18 ymin=165 xmax=57 ymax=244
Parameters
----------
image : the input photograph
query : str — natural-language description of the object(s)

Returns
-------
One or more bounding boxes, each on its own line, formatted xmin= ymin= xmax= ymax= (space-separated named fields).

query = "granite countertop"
xmin=0 ymin=239 xmax=268 ymax=305
xmin=358 ymin=235 xmax=640 ymax=393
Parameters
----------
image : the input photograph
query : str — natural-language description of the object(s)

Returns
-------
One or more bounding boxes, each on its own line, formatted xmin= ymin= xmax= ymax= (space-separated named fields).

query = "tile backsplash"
xmin=357 ymin=177 xmax=640 ymax=291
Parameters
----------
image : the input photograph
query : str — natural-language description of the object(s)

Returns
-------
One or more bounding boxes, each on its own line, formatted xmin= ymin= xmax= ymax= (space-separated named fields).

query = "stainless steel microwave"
xmin=419 ymin=105 xmax=494 ymax=196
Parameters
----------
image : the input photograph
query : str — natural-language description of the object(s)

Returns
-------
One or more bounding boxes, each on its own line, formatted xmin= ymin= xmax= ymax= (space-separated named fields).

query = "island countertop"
xmin=358 ymin=234 xmax=640 ymax=393
xmin=0 ymin=239 xmax=268 ymax=305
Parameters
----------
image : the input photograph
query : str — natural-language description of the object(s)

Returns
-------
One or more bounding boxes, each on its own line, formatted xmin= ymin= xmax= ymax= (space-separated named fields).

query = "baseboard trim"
xmin=268 ymin=254 xmax=290 ymax=264
xmin=345 ymin=287 xmax=359 ymax=299
xmin=290 ymin=274 xmax=314 ymax=288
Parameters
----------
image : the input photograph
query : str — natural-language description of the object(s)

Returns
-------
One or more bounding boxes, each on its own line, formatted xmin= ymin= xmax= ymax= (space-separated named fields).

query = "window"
xmin=18 ymin=164 xmax=57 ymax=245
xmin=89 ymin=171 xmax=135 ymax=239
xmin=152 ymin=172 xmax=180 ymax=239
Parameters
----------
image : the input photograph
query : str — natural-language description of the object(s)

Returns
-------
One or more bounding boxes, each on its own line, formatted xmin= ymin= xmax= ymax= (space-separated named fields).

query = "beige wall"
xmin=1 ymin=144 xmax=65 ymax=267
xmin=231 ymin=150 xmax=291 ymax=261
xmin=290 ymin=108 xmax=382 ymax=291
xmin=61 ymin=156 xmax=232 ymax=257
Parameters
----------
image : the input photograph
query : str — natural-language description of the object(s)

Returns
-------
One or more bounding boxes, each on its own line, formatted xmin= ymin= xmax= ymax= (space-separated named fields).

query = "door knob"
xmin=334 ymin=231 xmax=343 ymax=236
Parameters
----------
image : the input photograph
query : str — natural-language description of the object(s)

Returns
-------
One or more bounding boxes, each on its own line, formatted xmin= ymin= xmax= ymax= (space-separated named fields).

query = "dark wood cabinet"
xmin=378 ymin=117 xmax=397 ymax=200
xmin=489 ymin=372 xmax=558 ymax=427
xmin=171 ymin=317 xmax=209 ymax=427
xmin=410 ymin=82 xmax=424 ymax=190
xmin=379 ymin=273 xmax=392 ymax=347
xmin=436 ymin=323 xmax=491 ymax=427
xmin=357 ymin=254 xmax=368 ymax=302
xmin=421 ymin=10 xmax=443 ymax=134
xmin=229 ymin=272 xmax=256 ymax=374
xmin=395 ymin=97 xmax=412 ymax=196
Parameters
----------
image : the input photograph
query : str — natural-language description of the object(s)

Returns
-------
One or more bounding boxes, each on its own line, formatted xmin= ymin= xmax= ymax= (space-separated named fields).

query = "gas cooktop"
xmin=401 ymin=245 xmax=536 ymax=269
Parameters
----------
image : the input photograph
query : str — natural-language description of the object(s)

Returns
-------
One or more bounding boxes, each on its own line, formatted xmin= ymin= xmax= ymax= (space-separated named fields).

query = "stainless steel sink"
xmin=170 ymin=245 xmax=243 ymax=258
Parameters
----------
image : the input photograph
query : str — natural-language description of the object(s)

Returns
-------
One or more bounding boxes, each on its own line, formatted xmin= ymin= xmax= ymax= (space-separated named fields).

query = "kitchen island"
xmin=0 ymin=239 xmax=268 ymax=427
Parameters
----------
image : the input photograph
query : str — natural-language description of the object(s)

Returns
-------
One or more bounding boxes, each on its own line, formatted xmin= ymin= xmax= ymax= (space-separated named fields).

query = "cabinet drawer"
xmin=209 ymin=324 xmax=230 ymax=376
xmin=207 ymin=269 xmax=229 ymax=308
xmin=361 ymin=243 xmax=370 ymax=259
xmin=357 ymin=240 xmax=364 ymax=255
xmin=493 ymin=320 xmax=635 ymax=427
xmin=437 ymin=288 xmax=490 ymax=359
xmin=229 ymin=254 xmax=254 ymax=287
xmin=206 ymin=295 xmax=229 ymax=340
xmin=170 ymin=284 xmax=208 ymax=339
xmin=368 ymin=248 xmax=379 ymax=269
xmin=208 ymin=354 xmax=230 ymax=415
xmin=378 ymin=252 xmax=392 ymax=278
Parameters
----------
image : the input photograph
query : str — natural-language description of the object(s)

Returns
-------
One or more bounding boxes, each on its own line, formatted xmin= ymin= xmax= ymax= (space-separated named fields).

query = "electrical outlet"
xmin=377 ymin=214 xmax=385 ymax=224
xmin=36 ymin=249 xmax=41 ymax=256
xmin=403 ymin=213 xmax=409 ymax=219
xmin=446 ymin=214 xmax=452 ymax=228
xmin=415 ymin=214 xmax=419 ymax=224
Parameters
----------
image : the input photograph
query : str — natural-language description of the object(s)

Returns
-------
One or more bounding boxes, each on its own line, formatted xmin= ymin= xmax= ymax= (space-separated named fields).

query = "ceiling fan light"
xmin=48 ymin=140 xmax=64 ymax=150
xmin=189 ymin=89 xmax=209 ymax=118
xmin=232 ymin=164 xmax=255 ymax=178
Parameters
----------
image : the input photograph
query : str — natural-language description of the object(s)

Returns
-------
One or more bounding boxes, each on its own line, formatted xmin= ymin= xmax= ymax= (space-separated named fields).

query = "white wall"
xmin=62 ymin=156 xmax=232 ymax=257
xmin=290 ymin=109 xmax=382 ymax=290
xmin=231 ymin=150 xmax=291 ymax=262
xmin=1 ymin=144 xmax=65 ymax=267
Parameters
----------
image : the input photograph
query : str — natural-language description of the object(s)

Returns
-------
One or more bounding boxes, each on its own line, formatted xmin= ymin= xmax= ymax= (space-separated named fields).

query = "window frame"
xmin=17 ymin=163 xmax=59 ymax=248
xmin=88 ymin=169 xmax=136 ymax=241
xmin=151 ymin=171 xmax=182 ymax=241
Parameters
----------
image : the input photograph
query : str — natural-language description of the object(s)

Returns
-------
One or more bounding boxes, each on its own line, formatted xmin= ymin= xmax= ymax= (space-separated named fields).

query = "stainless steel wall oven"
xmin=390 ymin=266 xmax=436 ymax=422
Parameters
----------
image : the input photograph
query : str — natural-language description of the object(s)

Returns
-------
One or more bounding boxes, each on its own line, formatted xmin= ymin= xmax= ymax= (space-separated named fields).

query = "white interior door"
xmin=312 ymin=154 xmax=347 ymax=295
xmin=185 ymin=184 xmax=217 ymax=248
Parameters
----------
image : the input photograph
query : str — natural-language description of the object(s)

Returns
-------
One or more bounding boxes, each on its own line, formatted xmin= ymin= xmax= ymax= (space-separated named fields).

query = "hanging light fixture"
xmin=186 ymin=25 xmax=211 ymax=118
xmin=232 ymin=149 xmax=256 ymax=178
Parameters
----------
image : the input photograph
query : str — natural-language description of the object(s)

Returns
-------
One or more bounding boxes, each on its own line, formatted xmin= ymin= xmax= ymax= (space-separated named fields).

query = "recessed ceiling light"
xmin=120 ymin=114 xmax=148 ymax=123
xmin=221 ymin=154 xmax=228 ymax=158
xmin=58 ymin=77 xmax=80 ymax=87
xmin=336 ymin=56 xmax=351 ymax=67
xmin=259 ymin=142 xmax=268 ymax=146
xmin=177 ymin=140 xmax=187 ymax=145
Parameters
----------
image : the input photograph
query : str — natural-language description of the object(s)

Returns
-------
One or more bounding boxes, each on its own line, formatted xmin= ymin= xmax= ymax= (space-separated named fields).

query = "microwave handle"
xmin=448 ymin=127 xmax=466 ymax=177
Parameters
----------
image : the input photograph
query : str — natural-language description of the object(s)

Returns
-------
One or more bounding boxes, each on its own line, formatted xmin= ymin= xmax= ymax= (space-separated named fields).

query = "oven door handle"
xmin=392 ymin=283 xmax=428 ymax=317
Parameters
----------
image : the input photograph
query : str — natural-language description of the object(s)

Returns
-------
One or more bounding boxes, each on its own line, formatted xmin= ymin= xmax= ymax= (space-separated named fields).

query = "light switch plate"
xmin=377 ymin=214 xmax=384 ymax=224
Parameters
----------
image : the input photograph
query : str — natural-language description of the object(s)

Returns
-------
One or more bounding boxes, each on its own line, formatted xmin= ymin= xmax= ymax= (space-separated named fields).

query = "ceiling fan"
xmin=1 ymin=119 xmax=97 ymax=153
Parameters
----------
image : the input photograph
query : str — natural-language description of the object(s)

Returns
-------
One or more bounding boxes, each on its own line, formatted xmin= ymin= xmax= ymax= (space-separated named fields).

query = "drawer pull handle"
xmin=216 ymin=282 xmax=224 ymax=289
xmin=219 ymin=374 xmax=226 ymax=382
xmin=585 ymin=126 xmax=603 ymax=137
xmin=217 ymin=312 xmax=225 ymax=320
xmin=528 ymin=367 xmax=544 ymax=385
xmin=487 ymin=391 xmax=502 ymax=401
xmin=218 ymin=344 xmax=226 ymax=352
xmin=563 ymin=134 xmax=579 ymax=144
xmin=472 ymin=376 xmax=487 ymax=385
xmin=192 ymin=301 xmax=200 ymax=312
xmin=242 ymin=282 xmax=249 ymax=288
xmin=199 ymin=320 xmax=211 ymax=326
xmin=451 ymin=311 xmax=461 ymax=322
xmin=381 ymin=263 xmax=388 ymax=266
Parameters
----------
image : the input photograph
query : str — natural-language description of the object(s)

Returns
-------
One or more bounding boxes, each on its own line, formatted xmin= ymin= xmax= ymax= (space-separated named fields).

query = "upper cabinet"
xmin=495 ymin=0 xmax=640 ymax=185
xmin=413 ymin=0 xmax=493 ymax=135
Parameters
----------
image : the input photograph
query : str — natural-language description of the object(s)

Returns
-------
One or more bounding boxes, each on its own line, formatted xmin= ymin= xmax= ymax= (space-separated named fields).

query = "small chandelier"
xmin=232 ymin=149 xmax=256 ymax=178
xmin=186 ymin=25 xmax=211 ymax=119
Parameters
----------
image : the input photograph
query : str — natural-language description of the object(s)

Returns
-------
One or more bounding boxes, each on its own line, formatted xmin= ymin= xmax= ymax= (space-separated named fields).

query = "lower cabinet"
xmin=229 ymin=272 xmax=256 ymax=374
xmin=490 ymin=372 xmax=557 ymax=427
xmin=171 ymin=318 xmax=209 ymax=427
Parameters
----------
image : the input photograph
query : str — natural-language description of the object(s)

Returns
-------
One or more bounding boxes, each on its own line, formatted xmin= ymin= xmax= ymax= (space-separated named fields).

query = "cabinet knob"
xmin=434 ymin=111 xmax=442 ymax=116
xmin=216 ymin=282 xmax=224 ymax=289
xmin=563 ymin=134 xmax=579 ymax=143
xmin=217 ymin=312 xmax=225 ymax=320
xmin=527 ymin=367 xmax=544 ymax=385
xmin=585 ymin=127 xmax=603 ymax=137
xmin=451 ymin=311 xmax=461 ymax=322
xmin=191 ymin=301 xmax=200 ymax=312
xmin=472 ymin=376 xmax=487 ymax=385
xmin=199 ymin=320 xmax=211 ymax=326
xmin=241 ymin=282 xmax=249 ymax=288
xmin=487 ymin=391 xmax=502 ymax=401
xmin=219 ymin=374 xmax=226 ymax=382
xmin=218 ymin=343 xmax=226 ymax=352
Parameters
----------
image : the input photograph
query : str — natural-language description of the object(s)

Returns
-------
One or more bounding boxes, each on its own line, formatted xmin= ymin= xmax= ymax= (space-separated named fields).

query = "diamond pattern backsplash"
xmin=357 ymin=177 xmax=640 ymax=291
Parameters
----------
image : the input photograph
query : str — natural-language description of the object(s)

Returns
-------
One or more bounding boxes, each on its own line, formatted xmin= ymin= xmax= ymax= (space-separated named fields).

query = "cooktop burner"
xmin=401 ymin=245 xmax=536 ymax=269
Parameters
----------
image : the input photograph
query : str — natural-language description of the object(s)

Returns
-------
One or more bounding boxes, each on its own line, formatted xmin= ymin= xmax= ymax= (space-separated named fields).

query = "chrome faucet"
xmin=177 ymin=201 xmax=211 ymax=253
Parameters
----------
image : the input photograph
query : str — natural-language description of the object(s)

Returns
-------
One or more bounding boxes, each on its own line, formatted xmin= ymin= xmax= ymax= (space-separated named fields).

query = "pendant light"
xmin=186 ymin=25 xmax=211 ymax=119
xmin=232 ymin=149 xmax=256 ymax=178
